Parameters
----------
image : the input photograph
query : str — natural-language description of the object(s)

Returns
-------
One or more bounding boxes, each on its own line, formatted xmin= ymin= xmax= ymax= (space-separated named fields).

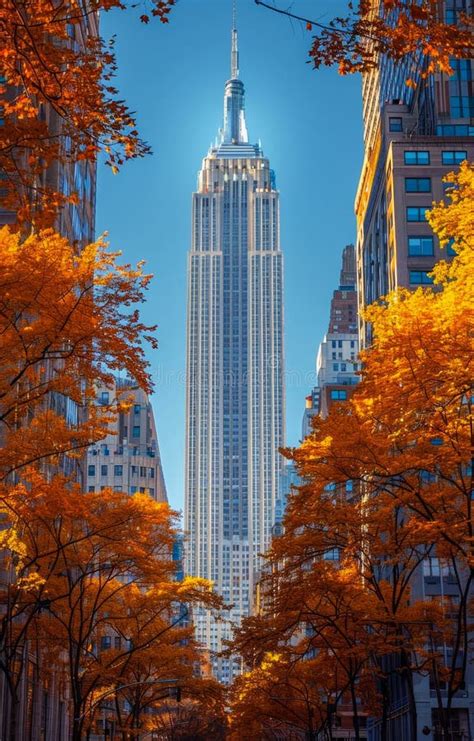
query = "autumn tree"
xmin=149 ymin=679 xmax=228 ymax=741
xmin=232 ymin=162 xmax=473 ymax=739
xmin=229 ymin=651 xmax=336 ymax=741
xmin=0 ymin=0 xmax=177 ymax=225
xmin=0 ymin=470 xmax=222 ymax=741
xmin=0 ymin=226 xmax=157 ymax=482
xmin=255 ymin=0 xmax=473 ymax=78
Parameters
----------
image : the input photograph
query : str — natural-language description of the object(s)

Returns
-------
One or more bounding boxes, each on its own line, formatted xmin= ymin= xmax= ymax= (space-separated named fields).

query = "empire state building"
xmin=184 ymin=17 xmax=284 ymax=681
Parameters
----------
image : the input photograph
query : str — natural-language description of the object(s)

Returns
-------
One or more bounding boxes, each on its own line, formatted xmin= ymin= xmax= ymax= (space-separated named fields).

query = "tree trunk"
xmin=350 ymin=680 xmax=361 ymax=741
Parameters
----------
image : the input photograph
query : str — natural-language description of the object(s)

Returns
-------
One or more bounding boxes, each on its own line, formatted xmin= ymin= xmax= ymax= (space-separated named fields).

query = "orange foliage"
xmin=230 ymin=163 xmax=474 ymax=740
xmin=256 ymin=0 xmax=472 ymax=77
xmin=0 ymin=226 xmax=156 ymax=480
xmin=0 ymin=470 xmax=222 ymax=741
xmin=0 ymin=0 xmax=176 ymax=224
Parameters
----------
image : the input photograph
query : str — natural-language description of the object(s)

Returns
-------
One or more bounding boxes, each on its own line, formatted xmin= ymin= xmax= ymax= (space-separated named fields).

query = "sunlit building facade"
xmin=184 ymin=23 xmax=284 ymax=682
xmin=86 ymin=379 xmax=168 ymax=504
xmin=302 ymin=245 xmax=359 ymax=431
xmin=356 ymin=0 xmax=474 ymax=346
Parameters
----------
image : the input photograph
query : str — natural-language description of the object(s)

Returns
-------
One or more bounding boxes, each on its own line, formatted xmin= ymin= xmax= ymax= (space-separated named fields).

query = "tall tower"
xmin=184 ymin=12 xmax=284 ymax=682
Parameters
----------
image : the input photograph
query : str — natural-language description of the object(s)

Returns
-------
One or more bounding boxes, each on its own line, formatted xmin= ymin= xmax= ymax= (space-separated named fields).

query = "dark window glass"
xmin=134 ymin=404 xmax=141 ymax=414
xmin=409 ymin=270 xmax=434 ymax=285
xmin=132 ymin=425 xmax=140 ymax=438
xmin=446 ymin=238 xmax=457 ymax=256
xmin=404 ymin=151 xmax=430 ymax=165
xmin=389 ymin=117 xmax=403 ymax=132
xmin=88 ymin=464 xmax=95 ymax=476
xmin=406 ymin=206 xmax=429 ymax=222
xmin=405 ymin=178 xmax=431 ymax=193
xmin=114 ymin=465 xmax=123 ymax=476
xmin=330 ymin=389 xmax=347 ymax=400
xmin=408 ymin=236 xmax=434 ymax=256
xmin=101 ymin=465 xmax=107 ymax=476
xmin=442 ymin=150 xmax=467 ymax=165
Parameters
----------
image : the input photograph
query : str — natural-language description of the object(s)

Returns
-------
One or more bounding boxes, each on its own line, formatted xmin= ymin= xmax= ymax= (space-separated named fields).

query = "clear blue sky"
xmin=96 ymin=0 xmax=363 ymax=512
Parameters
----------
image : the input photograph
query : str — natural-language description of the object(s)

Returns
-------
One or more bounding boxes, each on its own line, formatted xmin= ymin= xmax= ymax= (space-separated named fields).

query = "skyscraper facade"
xmin=86 ymin=378 xmax=168 ymax=504
xmin=302 ymin=245 xmax=359 ymax=432
xmin=356 ymin=0 xmax=474 ymax=346
xmin=184 ymin=22 xmax=284 ymax=681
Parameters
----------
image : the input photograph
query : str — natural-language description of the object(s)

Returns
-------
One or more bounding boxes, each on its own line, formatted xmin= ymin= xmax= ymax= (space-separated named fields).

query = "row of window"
xmin=403 ymin=150 xmax=467 ymax=166
xmin=88 ymin=464 xmax=155 ymax=478
xmin=88 ymin=485 xmax=156 ymax=495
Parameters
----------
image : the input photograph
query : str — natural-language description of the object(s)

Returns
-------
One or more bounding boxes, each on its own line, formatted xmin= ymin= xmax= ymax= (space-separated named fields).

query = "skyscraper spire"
xmin=231 ymin=0 xmax=239 ymax=79
xmin=221 ymin=0 xmax=248 ymax=145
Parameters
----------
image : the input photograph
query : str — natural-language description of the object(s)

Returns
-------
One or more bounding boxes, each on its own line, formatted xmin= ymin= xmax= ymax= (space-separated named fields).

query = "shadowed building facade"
xmin=356 ymin=0 xmax=474 ymax=347
xmin=184 ymin=20 xmax=284 ymax=682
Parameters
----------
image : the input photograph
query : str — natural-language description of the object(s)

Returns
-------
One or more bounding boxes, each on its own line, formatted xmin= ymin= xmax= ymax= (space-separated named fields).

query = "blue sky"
xmin=96 ymin=0 xmax=363 ymax=512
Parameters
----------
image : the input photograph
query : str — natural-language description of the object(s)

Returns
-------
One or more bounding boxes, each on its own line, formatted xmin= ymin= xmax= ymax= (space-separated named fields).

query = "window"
xmin=101 ymin=465 xmax=107 ymax=476
xmin=88 ymin=465 xmax=95 ymax=476
xmin=132 ymin=425 xmax=140 ymax=438
xmin=389 ymin=117 xmax=403 ymax=132
xmin=446 ymin=238 xmax=457 ymax=256
xmin=442 ymin=150 xmax=467 ymax=165
xmin=405 ymin=177 xmax=431 ymax=193
xmin=114 ymin=637 xmax=121 ymax=649
xmin=409 ymin=270 xmax=434 ymax=285
xmin=436 ymin=124 xmax=474 ymax=137
xmin=330 ymin=389 xmax=347 ymax=400
xmin=404 ymin=150 xmax=430 ymax=165
xmin=130 ymin=486 xmax=138 ymax=494
xmin=450 ymin=95 xmax=474 ymax=118
xmin=100 ymin=391 xmax=109 ymax=405
xmin=100 ymin=636 xmax=111 ymax=650
xmin=114 ymin=465 xmax=123 ymax=476
xmin=134 ymin=404 xmax=141 ymax=414
xmin=113 ymin=486 xmax=122 ymax=492
xmin=149 ymin=468 xmax=154 ymax=478
xmin=408 ymin=236 xmax=434 ymax=256
xmin=341 ymin=363 xmax=347 ymax=371
xmin=406 ymin=206 xmax=428 ymax=222
xmin=88 ymin=486 xmax=94 ymax=492
xmin=333 ymin=363 xmax=339 ymax=371
xmin=140 ymin=466 xmax=146 ymax=477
